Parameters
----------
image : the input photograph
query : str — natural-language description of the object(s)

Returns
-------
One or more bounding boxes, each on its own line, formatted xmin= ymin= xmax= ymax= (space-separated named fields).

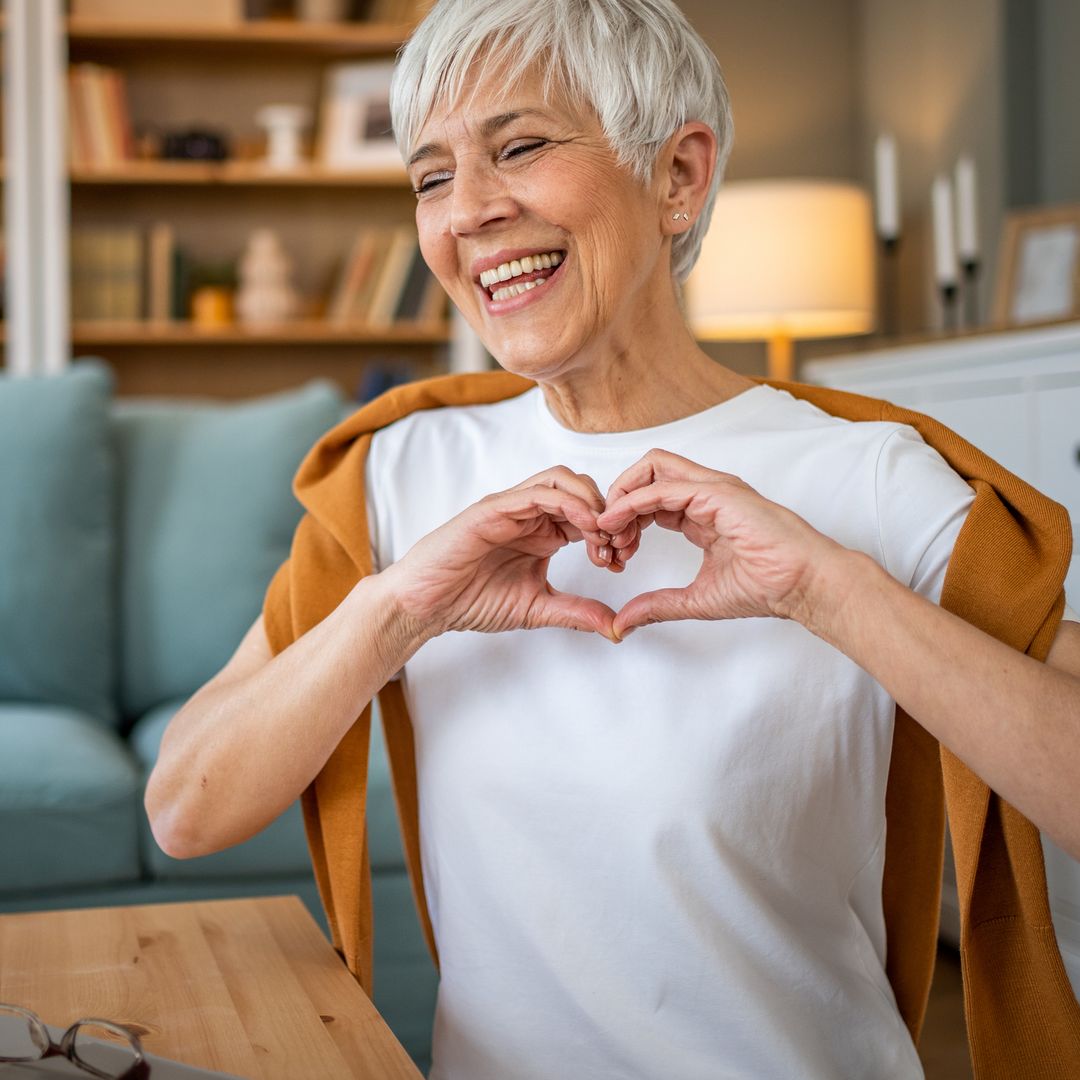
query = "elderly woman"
xmin=147 ymin=1 xmax=1080 ymax=1076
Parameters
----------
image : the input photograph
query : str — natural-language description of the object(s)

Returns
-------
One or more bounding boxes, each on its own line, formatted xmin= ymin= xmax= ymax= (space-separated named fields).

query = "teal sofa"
xmin=0 ymin=361 xmax=438 ymax=1071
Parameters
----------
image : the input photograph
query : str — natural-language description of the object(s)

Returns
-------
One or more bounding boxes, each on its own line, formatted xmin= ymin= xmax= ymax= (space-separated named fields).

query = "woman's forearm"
xmin=800 ymin=550 xmax=1080 ymax=858
xmin=145 ymin=570 xmax=428 ymax=859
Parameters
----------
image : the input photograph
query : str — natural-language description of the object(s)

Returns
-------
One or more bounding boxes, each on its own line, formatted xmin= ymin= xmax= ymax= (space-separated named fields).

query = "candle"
xmin=955 ymin=155 xmax=979 ymax=262
xmin=874 ymin=134 xmax=900 ymax=240
xmin=931 ymin=175 xmax=958 ymax=287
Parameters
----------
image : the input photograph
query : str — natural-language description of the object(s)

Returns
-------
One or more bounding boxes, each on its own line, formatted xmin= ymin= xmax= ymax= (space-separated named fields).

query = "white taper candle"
xmin=931 ymin=175 xmax=958 ymax=287
xmin=874 ymin=134 xmax=900 ymax=240
xmin=955 ymin=155 xmax=979 ymax=262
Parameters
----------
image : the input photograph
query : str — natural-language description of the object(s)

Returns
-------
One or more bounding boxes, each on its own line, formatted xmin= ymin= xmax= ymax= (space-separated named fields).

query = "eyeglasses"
xmin=0 ymin=1003 xmax=149 ymax=1078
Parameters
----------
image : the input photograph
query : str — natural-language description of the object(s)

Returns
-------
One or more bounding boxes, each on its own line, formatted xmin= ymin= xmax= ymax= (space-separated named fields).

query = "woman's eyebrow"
xmin=407 ymin=108 xmax=551 ymax=167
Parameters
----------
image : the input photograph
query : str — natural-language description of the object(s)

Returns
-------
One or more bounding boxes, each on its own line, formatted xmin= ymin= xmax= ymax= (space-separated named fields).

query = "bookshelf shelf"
xmin=70 ymin=161 xmax=411 ymax=187
xmin=66 ymin=17 xmax=415 ymax=56
xmin=71 ymin=319 xmax=450 ymax=347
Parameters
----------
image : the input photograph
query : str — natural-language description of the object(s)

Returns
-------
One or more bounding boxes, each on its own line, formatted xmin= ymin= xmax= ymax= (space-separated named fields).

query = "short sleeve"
xmin=874 ymin=426 xmax=976 ymax=605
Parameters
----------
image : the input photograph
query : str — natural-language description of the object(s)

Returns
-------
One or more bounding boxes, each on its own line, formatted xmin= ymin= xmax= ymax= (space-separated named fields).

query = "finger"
xmin=531 ymin=589 xmax=619 ymax=641
xmin=597 ymin=481 xmax=700 ymax=535
xmin=586 ymin=539 xmax=616 ymax=569
xmin=483 ymin=486 xmax=606 ymax=546
xmin=613 ymin=587 xmax=696 ymax=638
xmin=606 ymin=449 xmax=723 ymax=508
xmin=509 ymin=465 xmax=606 ymax=515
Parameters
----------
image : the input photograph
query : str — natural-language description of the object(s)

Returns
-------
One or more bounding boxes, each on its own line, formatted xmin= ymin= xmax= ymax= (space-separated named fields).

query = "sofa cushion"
xmin=114 ymin=379 xmax=345 ymax=719
xmin=0 ymin=703 xmax=141 ymax=892
xmin=0 ymin=361 xmax=116 ymax=727
xmin=133 ymin=696 xmax=406 ymax=876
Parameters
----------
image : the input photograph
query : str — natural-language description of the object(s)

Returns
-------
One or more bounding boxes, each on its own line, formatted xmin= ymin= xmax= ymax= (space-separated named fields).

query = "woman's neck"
xmin=539 ymin=321 xmax=757 ymax=434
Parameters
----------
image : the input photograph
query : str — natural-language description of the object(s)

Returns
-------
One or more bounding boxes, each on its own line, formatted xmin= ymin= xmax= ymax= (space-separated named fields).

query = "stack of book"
xmin=327 ymin=226 xmax=447 ymax=326
xmin=67 ymin=63 xmax=134 ymax=170
xmin=71 ymin=224 xmax=188 ymax=322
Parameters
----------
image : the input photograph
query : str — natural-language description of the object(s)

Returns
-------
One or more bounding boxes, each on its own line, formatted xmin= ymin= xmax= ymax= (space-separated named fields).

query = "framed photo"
xmin=992 ymin=204 xmax=1080 ymax=327
xmin=317 ymin=61 xmax=403 ymax=171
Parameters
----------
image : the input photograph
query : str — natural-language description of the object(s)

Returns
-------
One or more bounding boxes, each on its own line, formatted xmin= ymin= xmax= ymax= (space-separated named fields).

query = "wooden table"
xmin=0 ymin=895 xmax=423 ymax=1079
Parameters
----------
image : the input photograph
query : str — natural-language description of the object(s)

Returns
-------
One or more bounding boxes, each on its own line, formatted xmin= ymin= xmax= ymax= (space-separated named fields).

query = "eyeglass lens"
xmin=0 ymin=1005 xmax=50 ymax=1059
xmin=70 ymin=1022 xmax=140 ymax=1075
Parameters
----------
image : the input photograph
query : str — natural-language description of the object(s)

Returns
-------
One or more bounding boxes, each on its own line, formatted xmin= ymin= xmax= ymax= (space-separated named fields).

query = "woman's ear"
xmin=659 ymin=122 xmax=717 ymax=233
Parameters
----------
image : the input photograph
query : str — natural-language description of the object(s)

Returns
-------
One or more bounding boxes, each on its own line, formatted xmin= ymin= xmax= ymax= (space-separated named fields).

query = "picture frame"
xmin=317 ymin=61 xmax=403 ymax=172
xmin=992 ymin=203 xmax=1080 ymax=327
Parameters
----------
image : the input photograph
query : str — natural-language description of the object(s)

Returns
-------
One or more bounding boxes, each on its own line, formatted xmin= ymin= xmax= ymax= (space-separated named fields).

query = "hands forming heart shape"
xmin=389 ymin=448 xmax=846 ymax=644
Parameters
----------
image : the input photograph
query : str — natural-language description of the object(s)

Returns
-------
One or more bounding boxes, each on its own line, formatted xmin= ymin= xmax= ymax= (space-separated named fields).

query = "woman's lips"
xmin=480 ymin=256 xmax=566 ymax=316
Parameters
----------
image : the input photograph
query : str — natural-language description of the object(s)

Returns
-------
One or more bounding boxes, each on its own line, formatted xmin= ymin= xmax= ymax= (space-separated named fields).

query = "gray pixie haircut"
xmin=390 ymin=0 xmax=734 ymax=283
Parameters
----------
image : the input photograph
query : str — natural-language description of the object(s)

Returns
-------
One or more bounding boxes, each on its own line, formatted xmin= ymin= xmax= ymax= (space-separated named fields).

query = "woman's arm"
xmin=794 ymin=550 xmax=1080 ymax=858
xmin=597 ymin=449 xmax=1080 ymax=859
xmin=147 ymin=466 xmax=613 ymax=859
xmin=145 ymin=574 xmax=428 ymax=859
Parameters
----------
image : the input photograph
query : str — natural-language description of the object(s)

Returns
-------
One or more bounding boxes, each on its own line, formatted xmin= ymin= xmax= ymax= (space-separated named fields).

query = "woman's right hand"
xmin=381 ymin=466 xmax=619 ymax=641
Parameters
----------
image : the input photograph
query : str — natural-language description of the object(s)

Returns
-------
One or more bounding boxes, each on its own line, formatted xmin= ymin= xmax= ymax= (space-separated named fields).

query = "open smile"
xmin=474 ymin=249 xmax=567 ymax=315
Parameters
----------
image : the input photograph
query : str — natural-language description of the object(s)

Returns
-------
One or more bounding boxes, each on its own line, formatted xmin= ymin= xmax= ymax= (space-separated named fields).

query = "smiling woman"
xmin=144 ymin=2 xmax=1080 ymax=1078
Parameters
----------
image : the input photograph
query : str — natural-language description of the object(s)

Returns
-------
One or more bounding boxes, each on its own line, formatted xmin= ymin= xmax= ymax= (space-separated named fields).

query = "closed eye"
xmin=414 ymin=170 xmax=452 ymax=195
xmin=500 ymin=140 xmax=547 ymax=160
xmin=413 ymin=140 xmax=549 ymax=196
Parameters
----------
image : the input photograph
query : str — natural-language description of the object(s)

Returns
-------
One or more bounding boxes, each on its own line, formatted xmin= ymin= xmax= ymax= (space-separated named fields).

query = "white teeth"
xmin=478 ymin=251 xmax=564 ymax=288
xmin=490 ymin=277 xmax=548 ymax=302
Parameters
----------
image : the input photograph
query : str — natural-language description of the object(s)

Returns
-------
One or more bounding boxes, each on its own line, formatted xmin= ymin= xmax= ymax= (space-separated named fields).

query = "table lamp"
xmin=685 ymin=180 xmax=876 ymax=381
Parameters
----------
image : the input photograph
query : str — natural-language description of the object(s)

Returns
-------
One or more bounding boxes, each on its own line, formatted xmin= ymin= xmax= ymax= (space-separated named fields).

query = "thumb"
xmin=532 ymin=589 xmax=619 ymax=641
xmin=613 ymin=588 xmax=694 ymax=639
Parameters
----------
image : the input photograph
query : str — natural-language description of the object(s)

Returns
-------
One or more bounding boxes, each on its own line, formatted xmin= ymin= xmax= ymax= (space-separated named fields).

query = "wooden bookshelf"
xmin=71 ymin=161 xmax=411 ymax=187
xmin=72 ymin=320 xmax=450 ymax=347
xmin=63 ymin=13 xmax=443 ymax=397
xmin=66 ymin=17 xmax=415 ymax=56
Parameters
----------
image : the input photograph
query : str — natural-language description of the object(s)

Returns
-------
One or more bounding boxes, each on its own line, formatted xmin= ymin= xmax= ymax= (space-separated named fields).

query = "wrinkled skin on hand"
xmin=387 ymin=466 xmax=620 ymax=640
xmin=596 ymin=449 xmax=844 ymax=638
xmin=386 ymin=451 xmax=842 ymax=645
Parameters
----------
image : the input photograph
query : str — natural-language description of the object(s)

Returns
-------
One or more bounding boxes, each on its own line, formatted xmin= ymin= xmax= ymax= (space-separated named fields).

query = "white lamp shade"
xmin=686 ymin=180 xmax=876 ymax=341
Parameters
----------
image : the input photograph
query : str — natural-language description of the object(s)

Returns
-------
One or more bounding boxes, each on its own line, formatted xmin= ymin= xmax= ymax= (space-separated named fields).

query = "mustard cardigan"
xmin=263 ymin=372 xmax=1079 ymax=1077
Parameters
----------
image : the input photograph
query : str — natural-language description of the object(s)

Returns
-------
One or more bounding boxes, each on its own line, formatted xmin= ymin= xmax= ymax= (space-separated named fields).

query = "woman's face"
xmin=408 ymin=65 xmax=671 ymax=383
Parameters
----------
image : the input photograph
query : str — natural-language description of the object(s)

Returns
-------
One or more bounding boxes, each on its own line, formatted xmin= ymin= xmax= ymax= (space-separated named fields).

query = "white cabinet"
xmin=804 ymin=321 xmax=1080 ymax=996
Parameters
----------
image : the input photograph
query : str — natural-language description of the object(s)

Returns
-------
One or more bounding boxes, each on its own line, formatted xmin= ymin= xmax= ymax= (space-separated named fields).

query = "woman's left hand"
xmin=596 ymin=449 xmax=848 ymax=638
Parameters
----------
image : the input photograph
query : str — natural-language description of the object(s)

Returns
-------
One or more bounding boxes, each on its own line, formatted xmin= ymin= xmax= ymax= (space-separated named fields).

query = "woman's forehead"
xmin=414 ymin=60 xmax=590 ymax=144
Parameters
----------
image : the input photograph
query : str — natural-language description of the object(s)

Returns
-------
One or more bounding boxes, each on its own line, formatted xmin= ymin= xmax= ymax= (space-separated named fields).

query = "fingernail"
xmin=599 ymin=545 xmax=613 ymax=563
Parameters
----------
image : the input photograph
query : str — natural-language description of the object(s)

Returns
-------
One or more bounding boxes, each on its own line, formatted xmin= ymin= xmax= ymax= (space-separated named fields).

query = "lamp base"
xmin=767 ymin=333 xmax=795 ymax=382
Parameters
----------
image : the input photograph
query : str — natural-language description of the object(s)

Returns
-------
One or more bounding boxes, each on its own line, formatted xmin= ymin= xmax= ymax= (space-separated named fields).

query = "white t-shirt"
xmin=364 ymin=383 xmax=1044 ymax=1079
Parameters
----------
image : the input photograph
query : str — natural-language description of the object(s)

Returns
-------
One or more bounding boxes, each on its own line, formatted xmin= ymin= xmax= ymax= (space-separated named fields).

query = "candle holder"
xmin=939 ymin=282 xmax=960 ymax=334
xmin=879 ymin=235 xmax=901 ymax=338
xmin=961 ymin=258 xmax=980 ymax=329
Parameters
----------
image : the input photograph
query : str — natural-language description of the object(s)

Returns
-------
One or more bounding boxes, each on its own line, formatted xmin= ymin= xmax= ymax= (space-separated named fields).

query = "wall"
xmin=677 ymin=0 xmax=861 ymax=372
xmin=1038 ymin=0 xmax=1080 ymax=205
xmin=677 ymin=0 xmax=861 ymax=182
xmin=856 ymin=0 xmax=1006 ymax=333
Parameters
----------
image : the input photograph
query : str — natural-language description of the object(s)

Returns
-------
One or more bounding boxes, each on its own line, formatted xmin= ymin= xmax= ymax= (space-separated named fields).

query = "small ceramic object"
xmin=235 ymin=228 xmax=299 ymax=324
xmin=255 ymin=104 xmax=311 ymax=170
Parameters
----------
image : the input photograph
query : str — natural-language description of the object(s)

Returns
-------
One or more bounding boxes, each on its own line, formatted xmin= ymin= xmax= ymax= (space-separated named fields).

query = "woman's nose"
xmin=450 ymin=164 xmax=519 ymax=236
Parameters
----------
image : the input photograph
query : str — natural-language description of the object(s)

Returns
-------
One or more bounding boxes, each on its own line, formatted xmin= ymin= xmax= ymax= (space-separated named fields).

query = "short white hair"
xmin=390 ymin=0 xmax=734 ymax=283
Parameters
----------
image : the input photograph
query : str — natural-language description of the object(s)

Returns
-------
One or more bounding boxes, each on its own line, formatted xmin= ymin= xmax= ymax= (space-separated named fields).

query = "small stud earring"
xmin=681 ymin=212 xmax=690 ymax=221
xmin=671 ymin=212 xmax=680 ymax=221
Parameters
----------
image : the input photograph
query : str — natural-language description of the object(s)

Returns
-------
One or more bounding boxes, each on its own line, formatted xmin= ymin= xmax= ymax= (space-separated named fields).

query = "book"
xmin=67 ymin=63 xmax=133 ymax=168
xmin=147 ymin=223 xmax=175 ymax=322
xmin=392 ymin=241 xmax=434 ymax=321
xmin=327 ymin=230 xmax=380 ymax=323
xmin=348 ymin=227 xmax=394 ymax=323
xmin=366 ymin=226 xmax=419 ymax=326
